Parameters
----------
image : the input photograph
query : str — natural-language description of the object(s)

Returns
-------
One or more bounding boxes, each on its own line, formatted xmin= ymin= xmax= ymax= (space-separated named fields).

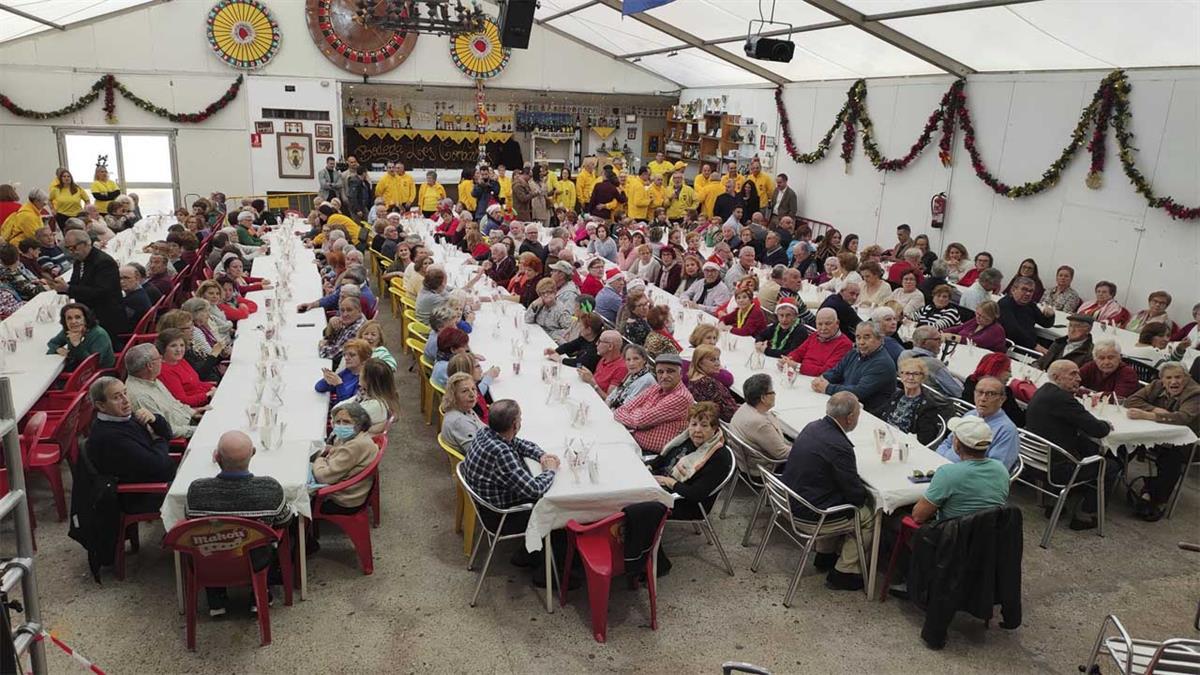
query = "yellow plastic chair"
xmin=428 ymin=377 xmax=445 ymax=427
xmin=438 ymin=434 xmax=477 ymax=556
xmin=367 ymin=248 xmax=382 ymax=279
xmin=418 ymin=354 xmax=436 ymax=421
xmin=409 ymin=318 xmax=431 ymax=341
xmin=405 ymin=337 xmax=428 ymax=411
xmin=390 ymin=284 xmax=408 ymax=331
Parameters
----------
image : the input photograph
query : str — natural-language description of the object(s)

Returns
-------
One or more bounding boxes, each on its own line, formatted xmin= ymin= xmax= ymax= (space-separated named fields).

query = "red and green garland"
xmin=775 ymin=70 xmax=1199 ymax=221
xmin=1 ymin=73 xmax=244 ymax=125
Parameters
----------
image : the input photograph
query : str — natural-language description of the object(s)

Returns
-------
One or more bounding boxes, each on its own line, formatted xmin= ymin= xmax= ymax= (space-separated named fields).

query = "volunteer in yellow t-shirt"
xmin=90 ymin=164 xmax=121 ymax=214
xmin=49 ymin=169 xmax=90 ymax=229
xmin=417 ymin=171 xmax=446 ymax=217
xmin=664 ymin=172 xmax=698 ymax=221
xmin=647 ymin=152 xmax=675 ymax=180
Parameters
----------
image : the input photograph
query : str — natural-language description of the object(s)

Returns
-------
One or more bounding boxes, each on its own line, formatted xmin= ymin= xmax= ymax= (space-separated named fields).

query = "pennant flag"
xmin=623 ymin=0 xmax=676 ymax=16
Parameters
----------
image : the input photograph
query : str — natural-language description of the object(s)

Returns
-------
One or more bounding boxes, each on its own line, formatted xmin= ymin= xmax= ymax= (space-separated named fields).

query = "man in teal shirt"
xmin=915 ymin=416 xmax=1010 ymax=522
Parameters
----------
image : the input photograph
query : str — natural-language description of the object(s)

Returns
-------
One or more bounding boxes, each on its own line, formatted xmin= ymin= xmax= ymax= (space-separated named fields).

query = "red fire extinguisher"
xmin=930 ymin=192 xmax=947 ymax=229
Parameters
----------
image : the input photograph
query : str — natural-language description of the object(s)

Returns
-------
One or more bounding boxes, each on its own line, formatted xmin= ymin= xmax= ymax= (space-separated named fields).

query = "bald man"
xmin=579 ymin=329 xmax=629 ymax=397
xmin=185 ymin=430 xmax=291 ymax=616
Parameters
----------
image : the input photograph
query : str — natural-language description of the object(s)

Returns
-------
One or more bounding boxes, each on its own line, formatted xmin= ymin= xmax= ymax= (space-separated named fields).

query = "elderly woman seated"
xmin=643 ymin=305 xmax=682 ymax=359
xmin=1078 ymin=339 xmax=1140 ymax=400
xmin=333 ymin=358 xmax=398 ymax=434
xmin=880 ymin=358 xmax=953 ymax=446
xmin=545 ymin=312 xmax=603 ymax=371
xmin=604 ymin=344 xmax=655 ymax=410
xmin=431 ymin=327 xmax=470 ymax=387
xmin=319 ymin=294 xmax=368 ymax=362
xmin=1077 ymin=280 xmax=1130 ymax=327
xmin=178 ymin=298 xmax=230 ymax=364
xmin=310 ymin=403 xmax=381 ymax=515
xmin=942 ymin=299 xmax=1007 ymax=353
xmin=46 ymin=302 xmax=115 ymax=370
xmin=525 ymin=277 xmax=574 ymax=344
xmin=681 ymin=261 xmax=732 ymax=314
xmin=1127 ymin=290 xmax=1179 ymax=334
xmin=355 ymin=320 xmax=396 ymax=370
xmin=1124 ymin=362 xmax=1200 ymax=521
xmin=685 ymin=344 xmax=739 ymax=422
xmin=685 ymin=323 xmax=736 ymax=387
xmin=754 ymin=297 xmax=808 ymax=358
xmin=915 ymin=284 xmax=962 ymax=331
xmin=155 ymin=328 xmax=215 ymax=407
xmin=648 ymin=401 xmax=733 ymax=522
xmin=123 ymin=343 xmax=203 ymax=439
xmin=617 ymin=287 xmax=653 ymax=346
xmin=195 ymin=280 xmax=236 ymax=343
xmin=316 ymin=338 xmax=371 ymax=402
xmin=214 ymin=275 xmax=258 ymax=323
xmin=729 ymin=373 xmax=791 ymax=475
xmin=721 ymin=285 xmax=767 ymax=337
xmin=440 ymin=372 xmax=486 ymax=454
xmin=447 ymin=352 xmax=498 ymax=418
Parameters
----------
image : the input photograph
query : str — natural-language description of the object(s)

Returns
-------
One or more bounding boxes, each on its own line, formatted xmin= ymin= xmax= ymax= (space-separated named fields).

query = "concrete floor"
xmin=6 ymin=300 xmax=1198 ymax=674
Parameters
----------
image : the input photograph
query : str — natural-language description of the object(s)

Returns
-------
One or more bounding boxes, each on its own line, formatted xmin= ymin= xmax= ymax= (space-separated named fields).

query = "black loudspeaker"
xmin=744 ymin=36 xmax=795 ymax=63
xmin=499 ymin=0 xmax=536 ymax=49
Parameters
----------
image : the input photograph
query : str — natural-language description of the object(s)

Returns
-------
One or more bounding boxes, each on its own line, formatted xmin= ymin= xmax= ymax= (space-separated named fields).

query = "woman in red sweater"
xmin=215 ymin=276 xmax=258 ymax=322
xmin=721 ymin=287 xmax=767 ymax=337
xmin=579 ymin=257 xmax=606 ymax=298
xmin=220 ymin=254 xmax=272 ymax=295
xmin=156 ymin=328 xmax=215 ymax=407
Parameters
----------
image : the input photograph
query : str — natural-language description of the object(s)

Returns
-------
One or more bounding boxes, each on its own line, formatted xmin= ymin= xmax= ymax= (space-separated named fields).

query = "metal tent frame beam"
xmin=0 ymin=2 xmax=66 ymax=30
xmin=801 ymin=0 xmax=974 ymax=76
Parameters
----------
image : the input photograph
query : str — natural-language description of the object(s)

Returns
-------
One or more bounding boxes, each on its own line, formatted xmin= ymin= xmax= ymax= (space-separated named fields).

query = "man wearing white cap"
xmin=913 ymin=415 xmax=1010 ymax=524
xmin=681 ymin=261 xmax=732 ymax=313
xmin=548 ymin=259 xmax=579 ymax=309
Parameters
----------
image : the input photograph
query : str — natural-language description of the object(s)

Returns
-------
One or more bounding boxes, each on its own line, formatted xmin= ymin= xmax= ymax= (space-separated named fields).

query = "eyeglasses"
xmin=975 ymin=390 xmax=1004 ymax=398
xmin=899 ymin=371 xmax=923 ymax=377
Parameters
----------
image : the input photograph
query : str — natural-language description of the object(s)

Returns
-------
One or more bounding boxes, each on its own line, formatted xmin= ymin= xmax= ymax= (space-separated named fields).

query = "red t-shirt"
xmin=593 ymin=355 xmax=629 ymax=396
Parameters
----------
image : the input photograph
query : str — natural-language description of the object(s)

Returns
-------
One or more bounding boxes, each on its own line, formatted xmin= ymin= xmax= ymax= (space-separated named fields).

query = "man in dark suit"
xmin=1025 ymin=360 xmax=1112 ymax=530
xmin=186 ymin=429 xmax=290 ymax=616
xmin=781 ymin=391 xmax=873 ymax=591
xmin=998 ymin=276 xmax=1054 ymax=351
xmin=819 ymin=282 xmax=862 ymax=339
xmin=767 ymin=173 xmax=798 ymax=224
xmin=50 ymin=229 xmax=128 ymax=341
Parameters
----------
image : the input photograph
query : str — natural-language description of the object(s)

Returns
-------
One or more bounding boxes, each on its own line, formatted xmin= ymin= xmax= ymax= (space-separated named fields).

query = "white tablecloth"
xmin=1077 ymin=398 xmax=1200 ymax=453
xmin=161 ymin=228 xmax=330 ymax=530
xmin=1 ymin=215 xmax=172 ymax=419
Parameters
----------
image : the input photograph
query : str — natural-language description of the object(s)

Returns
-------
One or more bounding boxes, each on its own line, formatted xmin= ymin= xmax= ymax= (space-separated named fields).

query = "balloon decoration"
xmin=449 ymin=19 xmax=510 ymax=80
xmin=206 ymin=0 xmax=281 ymax=70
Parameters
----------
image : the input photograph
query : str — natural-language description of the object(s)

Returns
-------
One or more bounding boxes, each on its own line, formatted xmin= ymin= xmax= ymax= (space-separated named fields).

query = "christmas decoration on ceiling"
xmin=205 ymin=0 xmax=281 ymax=70
xmin=306 ymin=0 xmax=418 ymax=76
xmin=774 ymin=70 xmax=1198 ymax=221
xmin=449 ymin=19 xmax=510 ymax=80
xmin=0 ymin=74 xmax=243 ymax=124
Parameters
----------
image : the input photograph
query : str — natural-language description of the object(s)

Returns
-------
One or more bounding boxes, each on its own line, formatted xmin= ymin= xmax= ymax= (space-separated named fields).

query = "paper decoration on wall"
xmin=206 ymin=0 xmax=281 ymax=70
xmin=306 ymin=0 xmax=418 ymax=76
xmin=449 ymin=20 xmax=510 ymax=80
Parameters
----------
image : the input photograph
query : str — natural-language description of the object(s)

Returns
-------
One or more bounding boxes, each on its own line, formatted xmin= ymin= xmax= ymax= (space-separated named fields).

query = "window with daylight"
xmin=57 ymin=129 xmax=179 ymax=216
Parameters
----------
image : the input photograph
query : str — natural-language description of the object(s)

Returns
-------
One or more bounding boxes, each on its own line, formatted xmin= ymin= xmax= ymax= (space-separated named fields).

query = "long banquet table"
xmin=3 ymin=215 xmax=173 ymax=419
xmin=161 ymin=222 xmax=329 ymax=600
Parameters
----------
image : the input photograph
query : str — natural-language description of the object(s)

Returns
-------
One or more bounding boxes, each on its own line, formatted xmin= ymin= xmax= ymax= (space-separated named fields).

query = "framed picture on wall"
xmin=626 ymin=127 xmax=636 ymax=140
xmin=255 ymin=121 xmax=274 ymax=134
xmin=277 ymin=133 xmax=314 ymax=179
xmin=314 ymin=123 xmax=333 ymax=139
xmin=283 ymin=122 xmax=303 ymax=134
xmin=315 ymin=139 xmax=334 ymax=154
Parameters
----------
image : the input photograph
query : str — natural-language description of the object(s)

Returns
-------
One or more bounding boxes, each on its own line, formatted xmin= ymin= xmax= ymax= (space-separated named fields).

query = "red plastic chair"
xmin=104 ymin=333 xmax=157 ymax=380
xmin=560 ymin=509 xmax=670 ymax=643
xmin=113 ymin=482 xmax=170 ymax=580
xmin=35 ymin=390 xmax=86 ymax=465
xmin=879 ymin=515 xmax=921 ymax=602
xmin=17 ymin=412 xmax=67 ymax=522
xmin=311 ymin=443 xmax=384 ymax=575
xmin=163 ymin=517 xmax=286 ymax=650
xmin=49 ymin=351 xmax=102 ymax=392
xmin=368 ymin=433 xmax=388 ymax=528
xmin=120 ymin=299 xmax=163 ymax=342
xmin=0 ymin=468 xmax=36 ymax=550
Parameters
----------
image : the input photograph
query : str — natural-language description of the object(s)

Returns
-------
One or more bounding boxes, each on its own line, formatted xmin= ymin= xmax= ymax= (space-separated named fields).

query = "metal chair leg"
xmin=749 ymin=518 xmax=776 ymax=572
xmin=1041 ymin=489 xmax=1069 ymax=549
xmin=718 ymin=477 xmax=739 ymax=519
xmin=704 ymin=516 xmax=734 ymax=576
xmin=469 ymin=533 xmax=499 ymax=607
xmin=1096 ymin=462 xmax=1106 ymax=539
xmin=1166 ymin=444 xmax=1197 ymax=520
xmin=741 ymin=489 xmax=769 ymax=548
xmin=782 ymin=539 xmax=816 ymax=608
xmin=466 ymin=516 xmax=485 ymax=570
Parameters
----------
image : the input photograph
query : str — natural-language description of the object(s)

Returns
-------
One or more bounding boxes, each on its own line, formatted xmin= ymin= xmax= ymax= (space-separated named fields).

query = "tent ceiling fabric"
xmin=0 ymin=0 xmax=152 ymax=43
xmin=536 ymin=0 xmax=1200 ymax=88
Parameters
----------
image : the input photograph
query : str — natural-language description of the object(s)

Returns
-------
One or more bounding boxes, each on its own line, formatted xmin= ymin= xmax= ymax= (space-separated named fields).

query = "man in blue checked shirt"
xmin=935 ymin=376 xmax=1019 ymax=471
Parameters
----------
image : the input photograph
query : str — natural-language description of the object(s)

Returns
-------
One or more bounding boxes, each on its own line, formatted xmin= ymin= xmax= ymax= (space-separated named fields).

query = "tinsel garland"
xmin=774 ymin=70 xmax=1199 ymax=220
xmin=0 ymin=74 xmax=244 ymax=124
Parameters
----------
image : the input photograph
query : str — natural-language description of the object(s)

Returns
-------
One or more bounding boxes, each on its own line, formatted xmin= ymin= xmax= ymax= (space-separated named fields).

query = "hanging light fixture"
xmin=355 ymin=0 xmax=489 ymax=37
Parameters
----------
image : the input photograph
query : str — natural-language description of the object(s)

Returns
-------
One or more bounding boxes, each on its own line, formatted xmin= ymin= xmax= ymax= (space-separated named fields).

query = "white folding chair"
xmin=749 ymin=472 xmax=869 ymax=606
xmin=1083 ymin=614 xmax=1200 ymax=674
xmin=1006 ymin=340 xmax=1041 ymax=366
xmin=1013 ymin=428 xmax=1107 ymax=549
xmin=456 ymin=463 xmax=538 ymax=607
xmin=663 ymin=445 xmax=737 ymax=576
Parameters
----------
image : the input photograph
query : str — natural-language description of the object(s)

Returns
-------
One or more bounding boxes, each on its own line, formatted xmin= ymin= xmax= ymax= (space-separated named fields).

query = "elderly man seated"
xmin=1078 ymin=339 xmax=1140 ymax=399
xmin=724 ymin=246 xmax=758 ymax=288
xmin=754 ymin=297 xmax=808 ymax=358
xmin=959 ymin=267 xmax=1003 ymax=312
xmin=614 ymin=353 xmax=696 ymax=454
xmin=124 ymin=343 xmax=202 ymax=439
xmin=1124 ymin=362 xmax=1200 ymax=521
xmin=681 ymin=261 xmax=732 ymax=314
xmin=781 ymin=308 xmax=852 ymax=376
xmin=482 ymin=242 xmax=517 ymax=288
xmin=914 ymin=416 xmax=1010 ymax=524
xmin=936 ymin=376 xmax=1019 ymax=470
xmin=1026 ymin=360 xmax=1113 ymax=530
xmin=819 ymin=282 xmax=861 ymax=339
xmin=1036 ymin=313 xmax=1095 ymax=370
xmin=86 ymin=376 xmax=177 ymax=514
xmin=999 ymin=276 xmax=1055 ymax=352
xmin=319 ymin=294 xmax=368 ymax=362
xmin=299 ymin=268 xmax=377 ymax=318
xmin=780 ymin=392 xmax=874 ymax=591
xmin=119 ymin=264 xmax=153 ymax=327
xmin=813 ymin=322 xmax=898 ymax=417
xmin=185 ymin=429 xmax=290 ymax=616
xmin=730 ymin=374 xmax=791 ymax=475
xmin=900 ymin=325 xmax=964 ymax=398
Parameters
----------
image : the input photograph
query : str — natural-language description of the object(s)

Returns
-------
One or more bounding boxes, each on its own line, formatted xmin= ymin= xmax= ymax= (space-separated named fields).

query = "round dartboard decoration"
xmin=306 ymin=0 xmax=418 ymax=76
xmin=450 ymin=19 xmax=510 ymax=80
xmin=206 ymin=0 xmax=281 ymax=70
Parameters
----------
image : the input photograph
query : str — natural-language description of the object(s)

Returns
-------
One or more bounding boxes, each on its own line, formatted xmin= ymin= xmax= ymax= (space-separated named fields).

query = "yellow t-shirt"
xmin=648 ymin=184 xmax=669 ymax=213
xmin=576 ymin=169 xmax=597 ymax=207
xmin=555 ymin=179 xmax=577 ymax=212
xmin=1 ymin=202 xmax=43 ymax=246
xmin=693 ymin=173 xmax=716 ymax=194
xmin=697 ymin=182 xmax=725 ymax=218
xmin=49 ymin=185 xmax=90 ymax=217
xmin=418 ymin=183 xmax=446 ymax=212
xmin=90 ymin=179 xmax=120 ymax=213
xmin=374 ymin=173 xmax=404 ymax=208
xmin=746 ymin=171 xmax=775 ymax=206
xmin=624 ymin=179 xmax=649 ymax=220
xmin=395 ymin=173 xmax=416 ymax=206
xmin=721 ymin=173 xmax=746 ymax=192
xmin=665 ymin=184 xmax=697 ymax=220
xmin=647 ymin=160 xmax=674 ymax=179
xmin=497 ymin=175 xmax=512 ymax=203
xmin=325 ymin=213 xmax=361 ymax=244
xmin=457 ymin=180 xmax=476 ymax=212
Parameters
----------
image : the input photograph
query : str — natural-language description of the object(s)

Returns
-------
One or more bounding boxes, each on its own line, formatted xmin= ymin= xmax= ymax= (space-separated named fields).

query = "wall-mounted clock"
xmin=306 ymin=0 xmax=418 ymax=76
